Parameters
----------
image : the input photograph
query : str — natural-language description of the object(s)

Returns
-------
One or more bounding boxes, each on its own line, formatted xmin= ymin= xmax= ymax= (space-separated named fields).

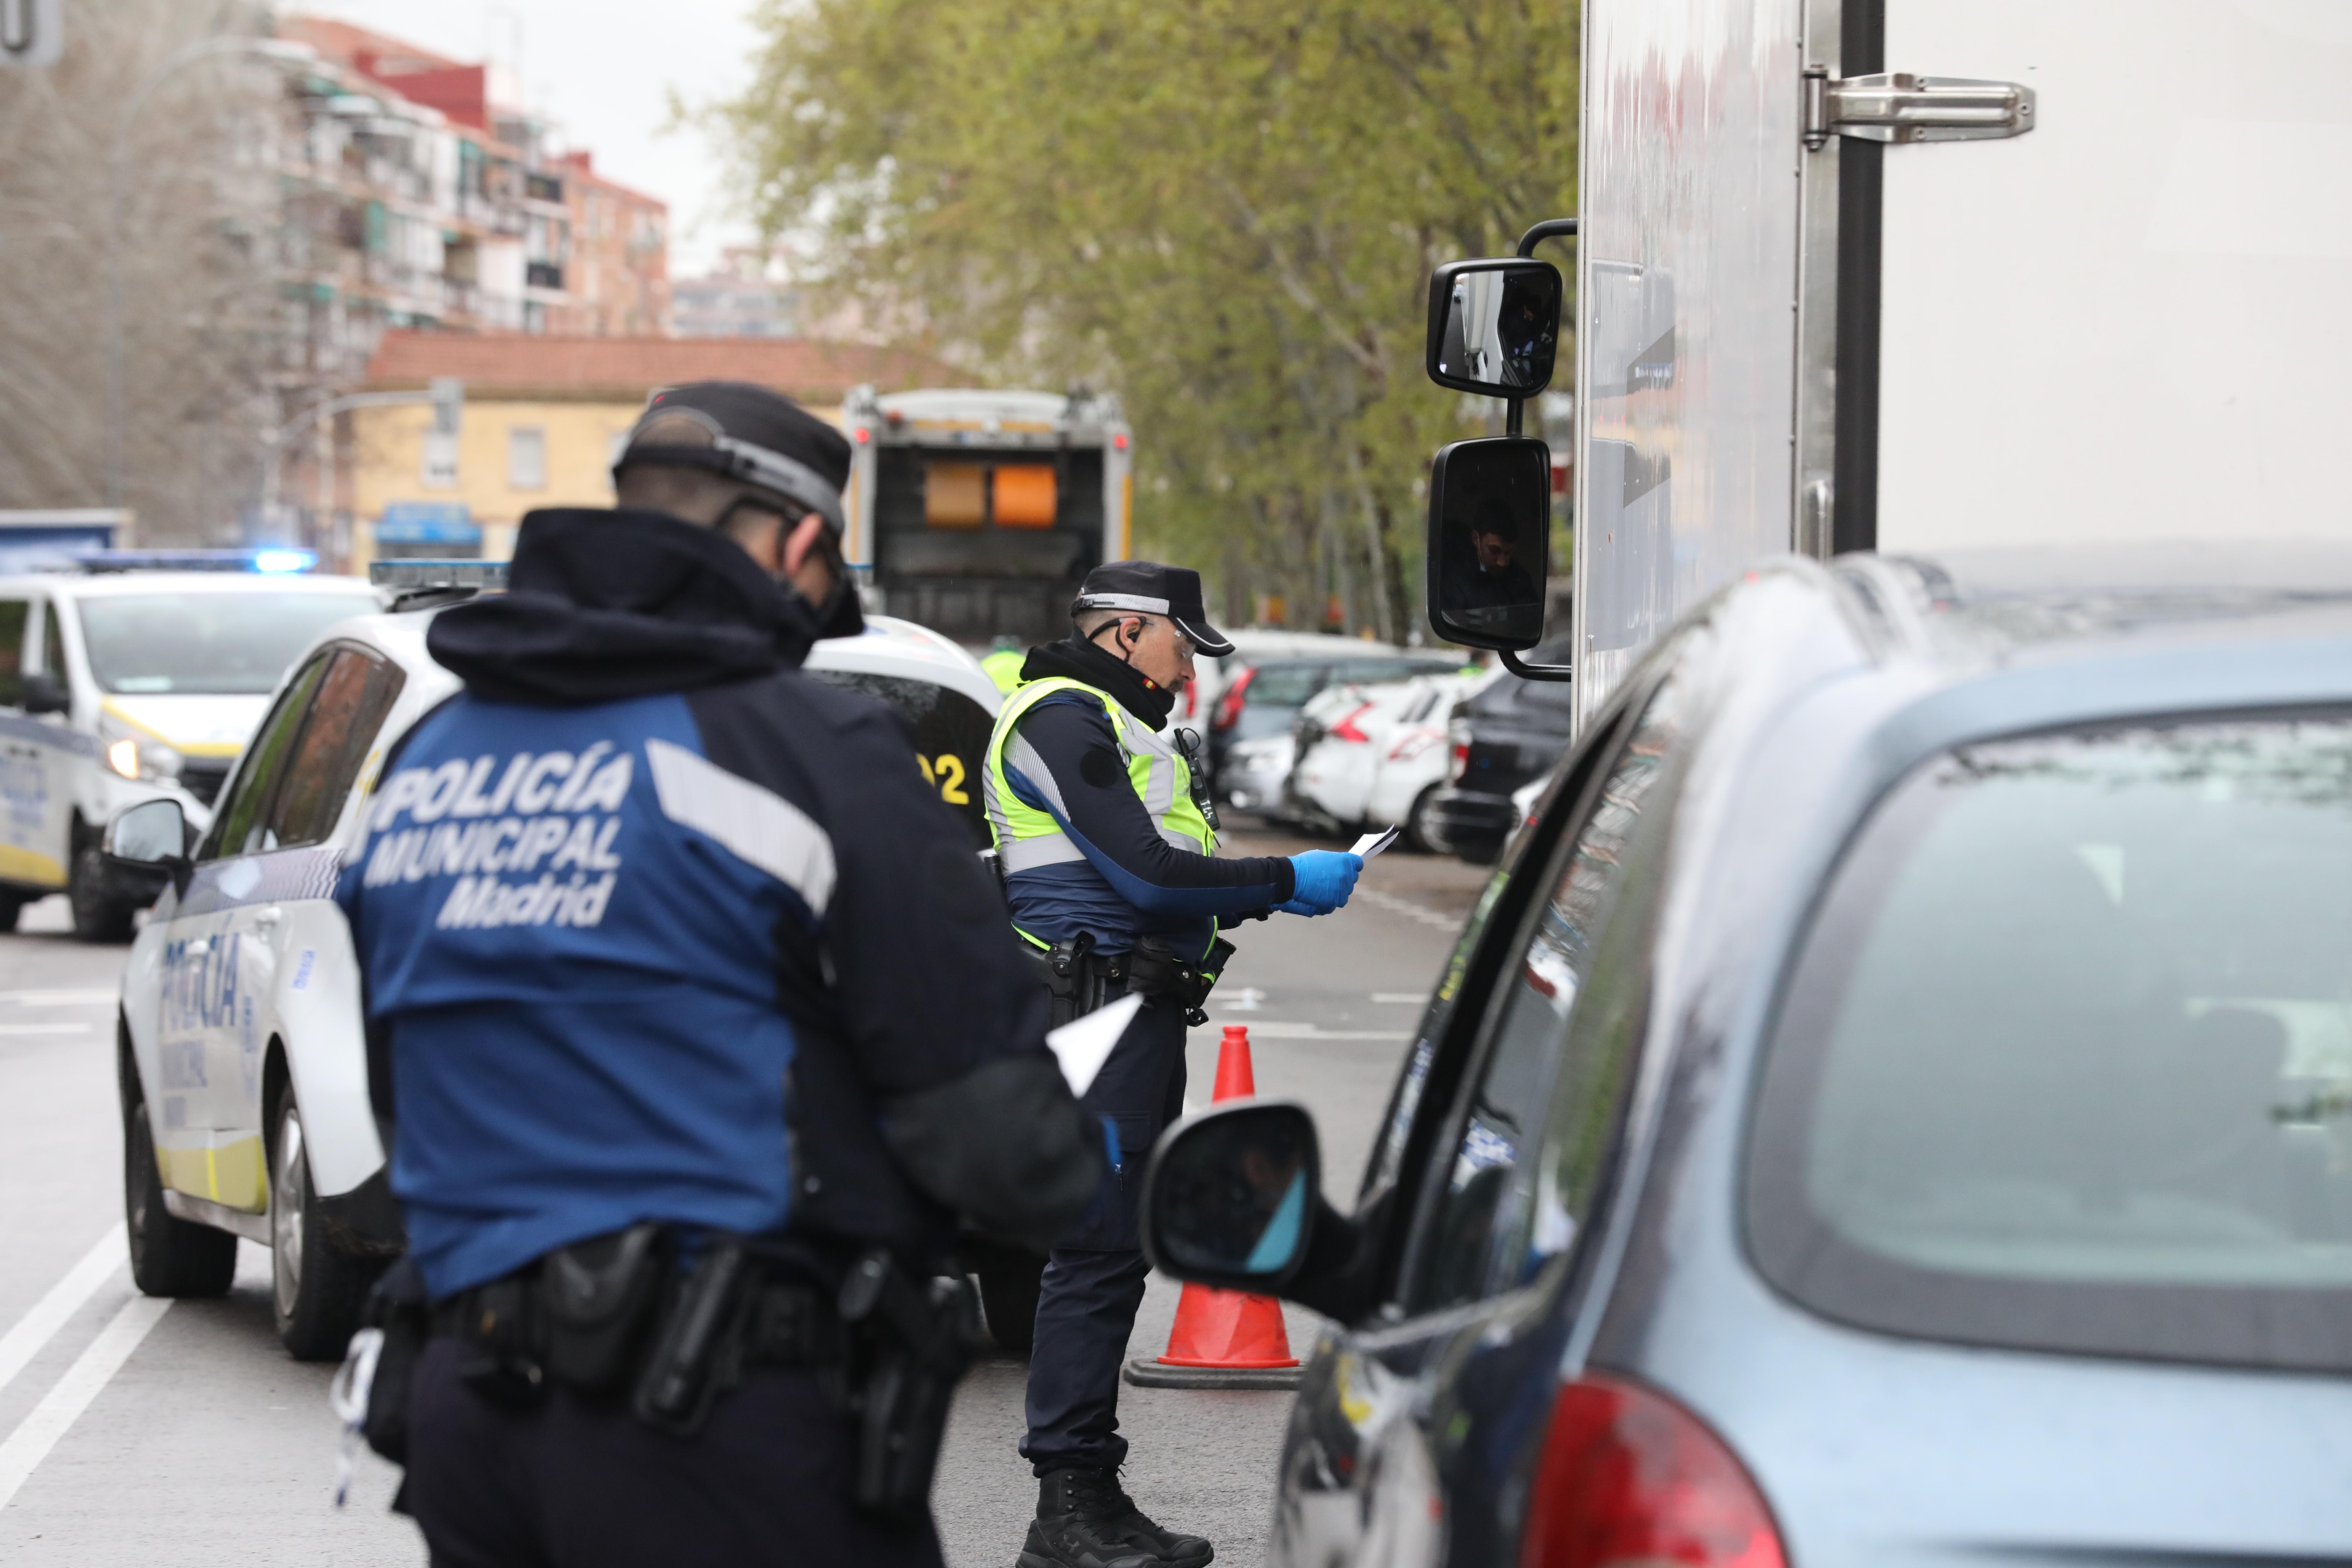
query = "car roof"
xmin=307 ymin=602 xmax=1002 ymax=717
xmin=1839 ymin=547 xmax=2352 ymax=687
xmin=3 ymin=571 xmax=380 ymax=600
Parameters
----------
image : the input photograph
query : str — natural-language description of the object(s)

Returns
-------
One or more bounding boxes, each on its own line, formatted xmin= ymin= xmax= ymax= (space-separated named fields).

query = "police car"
xmin=106 ymin=569 xmax=1006 ymax=1359
xmin=0 ymin=556 xmax=382 ymax=940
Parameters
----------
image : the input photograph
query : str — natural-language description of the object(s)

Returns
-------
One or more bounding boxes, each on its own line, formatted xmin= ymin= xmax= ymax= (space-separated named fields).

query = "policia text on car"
xmin=332 ymin=382 xmax=1108 ymax=1567
xmin=983 ymin=560 xmax=1364 ymax=1568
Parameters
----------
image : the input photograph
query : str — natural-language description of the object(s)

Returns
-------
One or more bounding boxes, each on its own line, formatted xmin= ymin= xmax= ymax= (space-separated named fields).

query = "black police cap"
xmin=614 ymin=381 xmax=853 ymax=534
xmin=1071 ymin=561 xmax=1234 ymax=657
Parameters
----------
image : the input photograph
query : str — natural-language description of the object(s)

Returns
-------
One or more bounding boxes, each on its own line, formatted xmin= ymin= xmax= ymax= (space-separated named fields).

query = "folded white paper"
xmin=1349 ymin=825 xmax=1401 ymax=861
xmin=1045 ymin=992 xmax=1145 ymax=1098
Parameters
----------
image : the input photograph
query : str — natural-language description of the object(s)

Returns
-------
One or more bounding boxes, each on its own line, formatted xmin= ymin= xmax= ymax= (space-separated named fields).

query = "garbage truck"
xmin=839 ymin=385 xmax=1133 ymax=645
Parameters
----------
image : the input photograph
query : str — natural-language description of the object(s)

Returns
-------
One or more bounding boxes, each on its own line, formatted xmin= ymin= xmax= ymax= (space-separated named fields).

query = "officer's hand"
xmin=1282 ymin=851 xmax=1363 ymax=917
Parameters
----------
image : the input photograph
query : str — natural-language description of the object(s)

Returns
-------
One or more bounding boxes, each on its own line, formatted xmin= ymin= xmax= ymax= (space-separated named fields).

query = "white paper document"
xmin=1045 ymin=992 xmax=1144 ymax=1098
xmin=1349 ymin=826 xmax=1401 ymax=861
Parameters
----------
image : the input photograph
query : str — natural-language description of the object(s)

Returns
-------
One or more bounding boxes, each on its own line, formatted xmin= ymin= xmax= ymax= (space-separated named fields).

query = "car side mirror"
xmin=102 ymin=798 xmax=192 ymax=898
xmin=1140 ymin=1101 xmax=1321 ymax=1292
xmin=1426 ymin=258 xmax=1564 ymax=397
xmin=1427 ymin=436 xmax=1558 ymax=658
xmin=21 ymin=672 xmax=68 ymax=715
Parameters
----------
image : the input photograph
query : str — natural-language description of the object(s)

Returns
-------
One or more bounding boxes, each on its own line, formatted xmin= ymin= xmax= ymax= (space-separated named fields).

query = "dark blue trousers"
xmin=1021 ymin=996 xmax=1189 ymax=1476
xmin=405 ymin=1337 xmax=944 ymax=1568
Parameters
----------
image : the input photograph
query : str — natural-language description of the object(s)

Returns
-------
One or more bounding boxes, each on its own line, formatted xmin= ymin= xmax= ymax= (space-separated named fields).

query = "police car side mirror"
xmin=1139 ymin=1101 xmax=1320 ymax=1293
xmin=103 ymin=799 xmax=192 ymax=898
xmin=21 ymin=672 xmax=69 ymax=715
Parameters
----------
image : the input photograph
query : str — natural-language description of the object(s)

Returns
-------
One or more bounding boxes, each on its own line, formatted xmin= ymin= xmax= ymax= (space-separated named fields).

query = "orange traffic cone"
xmin=1123 ymin=1025 xmax=1303 ymax=1390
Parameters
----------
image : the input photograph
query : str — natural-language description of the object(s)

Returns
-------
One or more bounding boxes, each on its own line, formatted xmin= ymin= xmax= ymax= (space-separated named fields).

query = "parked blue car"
xmin=1143 ymin=550 xmax=2352 ymax=1568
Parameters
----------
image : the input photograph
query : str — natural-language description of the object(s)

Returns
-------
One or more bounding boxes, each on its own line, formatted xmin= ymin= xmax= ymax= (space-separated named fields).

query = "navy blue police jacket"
xmin=336 ymin=509 xmax=1104 ymax=1299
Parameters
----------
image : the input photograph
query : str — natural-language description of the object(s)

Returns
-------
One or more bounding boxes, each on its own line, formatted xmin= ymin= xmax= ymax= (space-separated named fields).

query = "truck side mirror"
xmin=1140 ymin=1101 xmax=1321 ymax=1292
xmin=1426 ymin=436 xmax=1553 ymax=653
xmin=102 ymin=798 xmax=192 ymax=899
xmin=1426 ymin=258 xmax=1564 ymax=396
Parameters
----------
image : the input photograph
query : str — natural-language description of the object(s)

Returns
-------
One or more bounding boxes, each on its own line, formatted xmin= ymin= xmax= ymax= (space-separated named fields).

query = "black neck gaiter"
xmin=1018 ymin=635 xmax=1177 ymax=731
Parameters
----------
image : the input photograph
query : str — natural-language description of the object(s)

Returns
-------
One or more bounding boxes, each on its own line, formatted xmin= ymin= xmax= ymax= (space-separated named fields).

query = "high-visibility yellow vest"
xmin=982 ymin=676 xmax=1216 ymax=950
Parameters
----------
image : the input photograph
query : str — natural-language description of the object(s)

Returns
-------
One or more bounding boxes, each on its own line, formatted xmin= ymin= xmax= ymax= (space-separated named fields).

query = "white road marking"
xmin=0 ymin=990 xmax=117 ymax=1007
xmin=0 ymin=1226 xmax=126 ymax=1402
xmin=1370 ymin=993 xmax=1426 ymax=1004
xmin=1212 ymin=1021 xmax=1409 ymax=1042
xmin=1355 ymin=888 xmax=1460 ymax=932
xmin=0 ymin=1024 xmax=91 ymax=1037
xmin=0 ymin=1294 xmax=171 ymax=1511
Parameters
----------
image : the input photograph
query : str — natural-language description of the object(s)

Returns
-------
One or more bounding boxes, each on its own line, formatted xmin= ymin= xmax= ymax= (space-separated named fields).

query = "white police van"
xmin=0 ymin=556 xmax=382 ymax=940
xmin=106 ymin=564 xmax=1010 ymax=1359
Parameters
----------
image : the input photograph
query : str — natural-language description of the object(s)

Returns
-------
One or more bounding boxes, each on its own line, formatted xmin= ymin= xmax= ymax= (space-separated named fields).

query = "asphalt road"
xmin=0 ymin=827 xmax=1486 ymax=1567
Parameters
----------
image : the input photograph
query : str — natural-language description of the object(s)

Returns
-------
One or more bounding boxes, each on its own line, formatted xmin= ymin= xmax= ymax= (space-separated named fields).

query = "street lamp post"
xmin=103 ymin=34 xmax=315 ymax=509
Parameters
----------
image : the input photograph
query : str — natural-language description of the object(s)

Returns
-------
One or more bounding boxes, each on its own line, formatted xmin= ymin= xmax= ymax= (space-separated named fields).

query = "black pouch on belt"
xmin=541 ymin=1222 xmax=667 ymax=1396
xmin=1129 ymin=936 xmax=1236 ymax=1025
xmin=453 ymin=1270 xmax=548 ymax=1410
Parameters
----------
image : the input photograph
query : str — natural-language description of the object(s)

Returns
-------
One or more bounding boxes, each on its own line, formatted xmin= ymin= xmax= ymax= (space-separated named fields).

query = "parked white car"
xmin=1287 ymin=673 xmax=1480 ymax=848
xmin=0 ymin=564 xmax=381 ymax=939
xmin=111 ymin=587 xmax=1006 ymax=1361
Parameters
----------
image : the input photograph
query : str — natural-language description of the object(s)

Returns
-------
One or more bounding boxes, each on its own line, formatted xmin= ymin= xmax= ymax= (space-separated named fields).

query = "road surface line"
xmin=0 ymin=1023 xmax=91 ymax=1036
xmin=0 ymin=990 xmax=117 ymax=1006
xmin=0 ymin=1294 xmax=171 ymax=1512
xmin=1208 ymin=1021 xmax=1409 ymax=1041
xmin=1356 ymin=888 xmax=1461 ymax=932
xmin=0 ymin=1226 xmax=126 ymax=1401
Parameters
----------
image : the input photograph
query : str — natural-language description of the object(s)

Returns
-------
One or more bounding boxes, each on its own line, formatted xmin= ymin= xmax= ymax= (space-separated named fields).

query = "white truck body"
xmin=1570 ymin=0 xmax=2352 ymax=729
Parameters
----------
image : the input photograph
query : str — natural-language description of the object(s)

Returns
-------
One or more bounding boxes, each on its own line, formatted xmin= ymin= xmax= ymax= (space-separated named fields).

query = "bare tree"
xmin=0 ymin=0 xmax=289 ymax=542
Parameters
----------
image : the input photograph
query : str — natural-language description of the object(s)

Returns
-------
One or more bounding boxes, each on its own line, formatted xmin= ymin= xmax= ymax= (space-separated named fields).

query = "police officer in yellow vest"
xmin=982 ymin=562 xmax=1362 ymax=1568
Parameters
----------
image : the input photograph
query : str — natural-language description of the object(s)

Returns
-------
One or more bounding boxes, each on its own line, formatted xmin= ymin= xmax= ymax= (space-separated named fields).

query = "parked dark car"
xmin=1423 ymin=637 xmax=1576 ymax=863
xmin=1143 ymin=551 xmax=2352 ymax=1568
xmin=1209 ymin=651 xmax=1465 ymax=783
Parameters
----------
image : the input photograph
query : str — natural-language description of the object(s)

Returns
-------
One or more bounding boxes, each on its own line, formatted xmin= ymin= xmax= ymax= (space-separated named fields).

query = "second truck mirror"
xmin=1426 ymin=437 xmax=1552 ymax=651
xmin=1426 ymin=258 xmax=1563 ymax=396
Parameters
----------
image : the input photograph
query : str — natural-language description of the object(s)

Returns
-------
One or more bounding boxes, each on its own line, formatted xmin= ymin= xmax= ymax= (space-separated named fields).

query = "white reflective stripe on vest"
xmin=644 ymin=738 xmax=837 ymax=915
xmin=986 ymin=730 xmax=1088 ymax=871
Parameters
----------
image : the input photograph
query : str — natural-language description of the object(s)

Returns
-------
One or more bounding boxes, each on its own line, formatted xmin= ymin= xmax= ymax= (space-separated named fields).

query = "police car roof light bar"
xmin=369 ymin=559 xmax=509 ymax=612
xmin=68 ymin=548 xmax=320 ymax=574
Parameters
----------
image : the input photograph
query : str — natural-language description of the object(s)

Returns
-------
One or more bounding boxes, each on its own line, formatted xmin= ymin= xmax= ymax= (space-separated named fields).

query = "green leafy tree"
xmin=719 ymin=0 xmax=1576 ymax=636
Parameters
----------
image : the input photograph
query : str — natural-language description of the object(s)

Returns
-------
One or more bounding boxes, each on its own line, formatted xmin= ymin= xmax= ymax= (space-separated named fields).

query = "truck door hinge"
xmin=1802 ymin=68 xmax=2036 ymax=149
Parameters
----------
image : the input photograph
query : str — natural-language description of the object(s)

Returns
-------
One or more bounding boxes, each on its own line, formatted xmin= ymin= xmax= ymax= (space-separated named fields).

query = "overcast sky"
xmin=305 ymin=0 xmax=765 ymax=275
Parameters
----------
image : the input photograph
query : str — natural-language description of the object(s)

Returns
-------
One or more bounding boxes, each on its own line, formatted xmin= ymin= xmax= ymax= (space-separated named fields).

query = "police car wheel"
xmin=269 ymin=1090 xmax=373 ymax=1361
xmin=124 ymin=1100 xmax=237 ymax=1298
xmin=978 ymin=1254 xmax=1046 ymax=1357
xmin=69 ymin=847 xmax=135 ymax=944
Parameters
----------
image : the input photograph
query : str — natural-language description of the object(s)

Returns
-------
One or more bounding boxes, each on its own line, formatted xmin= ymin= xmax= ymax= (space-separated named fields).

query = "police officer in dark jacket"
xmin=982 ymin=563 xmax=1362 ymax=1568
xmin=337 ymin=382 xmax=1106 ymax=1568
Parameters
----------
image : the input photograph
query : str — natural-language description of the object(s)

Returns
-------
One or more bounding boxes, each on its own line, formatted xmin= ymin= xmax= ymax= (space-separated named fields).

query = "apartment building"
xmin=272 ymin=17 xmax=670 ymax=380
xmin=347 ymin=331 xmax=955 ymax=568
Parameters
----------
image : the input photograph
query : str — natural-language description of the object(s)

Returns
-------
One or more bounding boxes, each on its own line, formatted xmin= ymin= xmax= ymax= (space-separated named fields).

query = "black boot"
xmin=1016 ymin=1467 xmax=1214 ymax=1568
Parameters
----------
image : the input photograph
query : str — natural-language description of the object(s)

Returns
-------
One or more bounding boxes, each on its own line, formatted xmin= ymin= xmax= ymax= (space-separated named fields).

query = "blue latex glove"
xmin=1278 ymin=850 xmax=1363 ymax=916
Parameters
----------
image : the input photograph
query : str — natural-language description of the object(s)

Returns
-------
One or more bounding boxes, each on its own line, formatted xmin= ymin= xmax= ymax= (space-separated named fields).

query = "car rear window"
xmin=1748 ymin=716 xmax=2352 ymax=1372
xmin=1242 ymin=663 xmax=1329 ymax=707
xmin=803 ymin=669 xmax=995 ymax=848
